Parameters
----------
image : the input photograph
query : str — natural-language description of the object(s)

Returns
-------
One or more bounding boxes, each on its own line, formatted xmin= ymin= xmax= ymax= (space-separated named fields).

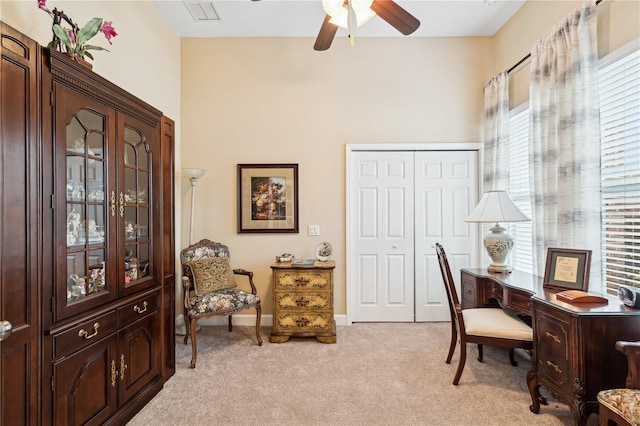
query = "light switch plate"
xmin=308 ymin=225 xmax=320 ymax=236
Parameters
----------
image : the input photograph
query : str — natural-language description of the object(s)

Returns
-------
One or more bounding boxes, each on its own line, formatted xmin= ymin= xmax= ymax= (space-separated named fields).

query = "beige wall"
xmin=1 ymin=1 xmax=181 ymax=120
xmin=180 ymin=36 xmax=493 ymax=315
xmin=181 ymin=0 xmax=639 ymax=318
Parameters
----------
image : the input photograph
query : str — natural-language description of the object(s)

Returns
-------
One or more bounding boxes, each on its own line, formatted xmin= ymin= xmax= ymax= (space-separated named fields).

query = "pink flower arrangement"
xmin=38 ymin=0 xmax=117 ymax=61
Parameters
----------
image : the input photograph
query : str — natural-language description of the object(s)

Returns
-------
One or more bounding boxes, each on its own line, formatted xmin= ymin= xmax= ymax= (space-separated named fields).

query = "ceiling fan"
xmin=314 ymin=0 xmax=421 ymax=51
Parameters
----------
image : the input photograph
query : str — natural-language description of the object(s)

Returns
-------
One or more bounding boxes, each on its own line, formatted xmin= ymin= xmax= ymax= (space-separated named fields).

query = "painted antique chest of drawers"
xmin=270 ymin=261 xmax=336 ymax=343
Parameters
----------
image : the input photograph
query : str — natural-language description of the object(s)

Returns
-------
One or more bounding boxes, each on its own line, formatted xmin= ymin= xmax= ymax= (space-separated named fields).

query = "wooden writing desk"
xmin=461 ymin=268 xmax=640 ymax=426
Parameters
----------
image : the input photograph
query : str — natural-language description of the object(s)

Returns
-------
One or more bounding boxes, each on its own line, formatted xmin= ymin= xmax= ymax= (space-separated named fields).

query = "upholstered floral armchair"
xmin=181 ymin=239 xmax=262 ymax=368
xmin=598 ymin=341 xmax=640 ymax=425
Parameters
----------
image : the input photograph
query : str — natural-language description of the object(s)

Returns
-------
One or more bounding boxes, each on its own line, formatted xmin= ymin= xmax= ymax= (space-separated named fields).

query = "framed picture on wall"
xmin=237 ymin=164 xmax=299 ymax=233
xmin=543 ymin=248 xmax=592 ymax=291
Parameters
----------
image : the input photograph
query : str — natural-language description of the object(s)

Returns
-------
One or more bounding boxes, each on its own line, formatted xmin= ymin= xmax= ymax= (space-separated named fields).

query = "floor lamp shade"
xmin=183 ymin=168 xmax=205 ymax=245
xmin=466 ymin=190 xmax=530 ymax=273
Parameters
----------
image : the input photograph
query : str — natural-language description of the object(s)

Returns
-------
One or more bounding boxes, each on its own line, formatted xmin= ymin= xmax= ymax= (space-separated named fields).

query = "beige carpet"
xmin=128 ymin=323 xmax=590 ymax=425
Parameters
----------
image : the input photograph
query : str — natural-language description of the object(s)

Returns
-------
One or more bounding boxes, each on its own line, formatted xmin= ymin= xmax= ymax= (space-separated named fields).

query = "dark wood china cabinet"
xmin=1 ymin=22 xmax=175 ymax=425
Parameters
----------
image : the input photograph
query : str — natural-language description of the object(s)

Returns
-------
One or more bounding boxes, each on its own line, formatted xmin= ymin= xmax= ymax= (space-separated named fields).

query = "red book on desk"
xmin=556 ymin=290 xmax=608 ymax=304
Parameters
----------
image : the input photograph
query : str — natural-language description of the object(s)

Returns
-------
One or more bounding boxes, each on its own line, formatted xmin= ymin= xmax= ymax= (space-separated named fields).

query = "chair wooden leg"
xmin=255 ymin=305 xmax=263 ymax=346
xmin=453 ymin=342 xmax=467 ymax=385
xmin=509 ymin=348 xmax=518 ymax=366
xmin=446 ymin=322 xmax=457 ymax=364
xmin=189 ymin=319 xmax=198 ymax=369
xmin=477 ymin=344 xmax=484 ymax=362
xmin=183 ymin=315 xmax=190 ymax=345
xmin=228 ymin=315 xmax=233 ymax=332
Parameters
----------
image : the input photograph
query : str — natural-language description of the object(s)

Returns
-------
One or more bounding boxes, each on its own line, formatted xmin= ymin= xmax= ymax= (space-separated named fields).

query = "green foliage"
xmin=51 ymin=17 xmax=109 ymax=59
xmin=52 ymin=23 xmax=71 ymax=51
xmin=76 ymin=18 xmax=102 ymax=47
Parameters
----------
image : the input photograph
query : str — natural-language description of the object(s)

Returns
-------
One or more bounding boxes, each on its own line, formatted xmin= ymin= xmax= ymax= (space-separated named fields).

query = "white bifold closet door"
xmin=348 ymin=150 xmax=478 ymax=322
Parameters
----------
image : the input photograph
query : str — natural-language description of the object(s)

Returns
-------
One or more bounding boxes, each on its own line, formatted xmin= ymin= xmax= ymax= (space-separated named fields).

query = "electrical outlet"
xmin=308 ymin=225 xmax=320 ymax=236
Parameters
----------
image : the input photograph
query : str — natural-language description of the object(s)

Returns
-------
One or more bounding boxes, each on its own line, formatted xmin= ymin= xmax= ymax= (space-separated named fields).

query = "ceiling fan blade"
xmin=314 ymin=14 xmax=339 ymax=51
xmin=371 ymin=0 xmax=420 ymax=35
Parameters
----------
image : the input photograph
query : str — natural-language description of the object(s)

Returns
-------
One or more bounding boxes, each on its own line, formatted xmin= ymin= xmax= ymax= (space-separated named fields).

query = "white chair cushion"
xmin=462 ymin=308 xmax=533 ymax=341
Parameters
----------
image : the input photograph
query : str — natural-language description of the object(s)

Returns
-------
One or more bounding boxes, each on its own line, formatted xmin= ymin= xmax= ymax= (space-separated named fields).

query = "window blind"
xmin=599 ymin=46 xmax=640 ymax=292
xmin=508 ymin=105 xmax=534 ymax=275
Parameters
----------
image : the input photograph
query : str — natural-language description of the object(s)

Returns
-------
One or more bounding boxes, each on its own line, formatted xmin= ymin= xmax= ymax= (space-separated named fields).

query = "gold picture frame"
xmin=543 ymin=248 xmax=592 ymax=291
xmin=237 ymin=164 xmax=299 ymax=234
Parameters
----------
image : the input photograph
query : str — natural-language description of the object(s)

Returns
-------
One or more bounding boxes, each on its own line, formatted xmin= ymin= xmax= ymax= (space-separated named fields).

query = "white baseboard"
xmin=176 ymin=314 xmax=349 ymax=329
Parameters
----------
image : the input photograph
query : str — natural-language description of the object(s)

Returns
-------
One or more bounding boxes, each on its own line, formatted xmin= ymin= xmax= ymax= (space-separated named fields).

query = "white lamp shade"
xmin=182 ymin=168 xmax=205 ymax=180
xmin=466 ymin=190 xmax=530 ymax=223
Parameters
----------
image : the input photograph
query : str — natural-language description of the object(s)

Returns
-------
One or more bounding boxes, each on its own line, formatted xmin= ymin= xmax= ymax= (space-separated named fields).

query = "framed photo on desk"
xmin=543 ymin=248 xmax=591 ymax=291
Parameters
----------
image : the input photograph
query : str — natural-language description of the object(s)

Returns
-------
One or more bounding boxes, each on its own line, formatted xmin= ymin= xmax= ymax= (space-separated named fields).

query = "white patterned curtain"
xmin=529 ymin=2 xmax=601 ymax=286
xmin=483 ymin=71 xmax=510 ymax=191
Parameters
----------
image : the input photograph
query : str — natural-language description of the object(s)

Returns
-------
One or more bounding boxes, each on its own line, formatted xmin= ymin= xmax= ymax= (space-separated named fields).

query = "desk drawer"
xmin=538 ymin=347 xmax=571 ymax=394
xmin=536 ymin=312 xmax=570 ymax=359
xmin=506 ymin=290 xmax=532 ymax=315
xmin=461 ymin=275 xmax=476 ymax=309
xmin=484 ymin=281 xmax=504 ymax=305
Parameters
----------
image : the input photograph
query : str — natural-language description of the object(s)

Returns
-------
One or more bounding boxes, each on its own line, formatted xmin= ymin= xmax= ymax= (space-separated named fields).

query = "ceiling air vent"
xmin=183 ymin=1 xmax=222 ymax=21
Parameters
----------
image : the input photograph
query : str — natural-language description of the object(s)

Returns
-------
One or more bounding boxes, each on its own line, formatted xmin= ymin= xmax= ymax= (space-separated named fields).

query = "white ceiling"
xmin=153 ymin=0 xmax=526 ymax=39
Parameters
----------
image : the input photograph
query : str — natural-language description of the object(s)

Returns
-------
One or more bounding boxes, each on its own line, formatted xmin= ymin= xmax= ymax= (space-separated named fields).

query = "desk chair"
xmin=598 ymin=341 xmax=640 ymax=425
xmin=435 ymin=243 xmax=533 ymax=385
xmin=181 ymin=239 xmax=263 ymax=368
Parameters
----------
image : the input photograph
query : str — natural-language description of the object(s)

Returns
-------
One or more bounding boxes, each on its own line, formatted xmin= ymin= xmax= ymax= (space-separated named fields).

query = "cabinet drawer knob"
xmin=546 ymin=360 xmax=562 ymax=374
xmin=545 ymin=331 xmax=561 ymax=344
xmin=134 ymin=301 xmax=148 ymax=314
xmin=78 ymin=322 xmax=99 ymax=339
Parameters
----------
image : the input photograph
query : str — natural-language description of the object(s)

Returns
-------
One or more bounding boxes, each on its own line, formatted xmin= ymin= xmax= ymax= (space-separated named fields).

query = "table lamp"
xmin=466 ymin=190 xmax=530 ymax=273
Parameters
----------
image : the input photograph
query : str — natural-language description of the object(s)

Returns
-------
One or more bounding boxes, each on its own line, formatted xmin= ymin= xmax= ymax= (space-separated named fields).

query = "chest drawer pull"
xmin=545 ymin=331 xmax=561 ymax=344
xmin=295 ymin=279 xmax=309 ymax=287
xmin=296 ymin=297 xmax=310 ymax=307
xmin=78 ymin=323 xmax=99 ymax=339
xmin=134 ymin=301 xmax=148 ymax=314
xmin=546 ymin=360 xmax=562 ymax=374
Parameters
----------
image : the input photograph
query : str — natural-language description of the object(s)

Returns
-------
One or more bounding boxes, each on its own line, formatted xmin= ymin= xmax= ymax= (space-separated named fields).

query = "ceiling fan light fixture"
xmin=322 ymin=0 xmax=375 ymax=29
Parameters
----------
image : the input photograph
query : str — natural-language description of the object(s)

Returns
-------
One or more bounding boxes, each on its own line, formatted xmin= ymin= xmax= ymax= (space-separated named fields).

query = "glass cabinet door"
xmin=65 ymin=109 xmax=109 ymax=304
xmin=55 ymin=85 xmax=158 ymax=319
xmin=121 ymin=124 xmax=152 ymax=292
